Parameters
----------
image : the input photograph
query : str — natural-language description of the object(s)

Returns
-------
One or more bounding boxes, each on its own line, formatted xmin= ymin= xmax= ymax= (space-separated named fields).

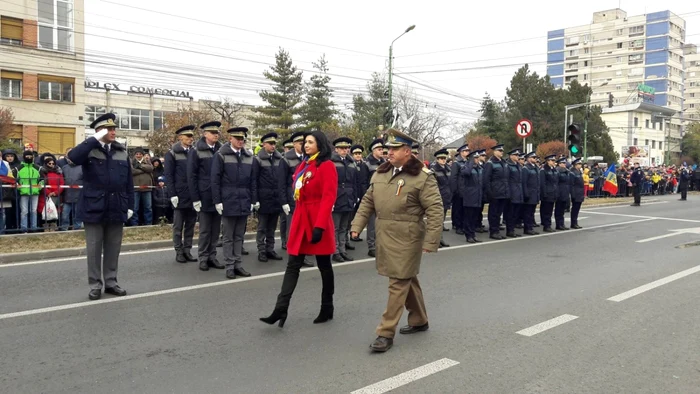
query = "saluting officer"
xmin=165 ymin=125 xmax=198 ymax=264
xmin=569 ymin=158 xmax=585 ymax=229
xmin=460 ymin=150 xmax=483 ymax=244
xmin=449 ymin=144 xmax=469 ymax=234
xmin=212 ymin=127 xmax=258 ymax=279
xmin=630 ymin=162 xmax=644 ymax=206
xmin=188 ymin=121 xmax=225 ymax=271
xmin=554 ymin=157 xmax=571 ymax=231
xmin=68 ymin=113 xmax=132 ymax=300
xmin=350 ymin=128 xmax=443 ymax=353
xmin=521 ymin=152 xmax=540 ymax=235
xmin=331 ymin=137 xmax=360 ymax=263
xmin=539 ymin=155 xmax=559 ymax=232
xmin=430 ymin=148 xmax=451 ymax=248
xmin=279 ymin=132 xmax=305 ymax=252
xmin=363 ymin=138 xmax=386 ymax=256
xmin=254 ymin=132 xmax=284 ymax=262
xmin=348 ymin=144 xmax=370 ymax=249
xmin=504 ymin=148 xmax=523 ymax=238
xmin=483 ymin=144 xmax=509 ymax=240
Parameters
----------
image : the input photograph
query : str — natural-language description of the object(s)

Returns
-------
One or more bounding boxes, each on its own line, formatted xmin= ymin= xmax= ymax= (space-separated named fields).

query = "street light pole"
xmin=387 ymin=25 xmax=415 ymax=127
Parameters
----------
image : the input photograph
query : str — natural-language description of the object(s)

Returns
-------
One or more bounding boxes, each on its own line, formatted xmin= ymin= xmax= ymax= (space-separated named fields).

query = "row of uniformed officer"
xmin=430 ymin=148 xmax=451 ymax=247
xmin=363 ymin=138 xmax=386 ymax=257
xmin=331 ymin=137 xmax=361 ymax=263
xmin=254 ymin=132 xmax=284 ymax=263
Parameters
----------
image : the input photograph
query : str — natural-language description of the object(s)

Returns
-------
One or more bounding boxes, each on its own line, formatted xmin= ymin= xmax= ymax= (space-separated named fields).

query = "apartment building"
xmin=0 ymin=0 xmax=85 ymax=154
xmin=685 ymin=44 xmax=700 ymax=122
xmin=547 ymin=8 xmax=686 ymax=159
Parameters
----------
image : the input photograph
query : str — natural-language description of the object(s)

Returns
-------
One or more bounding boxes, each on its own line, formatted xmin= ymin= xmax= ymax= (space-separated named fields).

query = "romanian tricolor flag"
xmin=602 ymin=164 xmax=618 ymax=195
xmin=588 ymin=179 xmax=594 ymax=190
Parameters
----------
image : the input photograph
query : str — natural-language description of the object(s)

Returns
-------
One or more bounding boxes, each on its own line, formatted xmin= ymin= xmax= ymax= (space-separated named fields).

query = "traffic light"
xmin=567 ymin=123 xmax=581 ymax=155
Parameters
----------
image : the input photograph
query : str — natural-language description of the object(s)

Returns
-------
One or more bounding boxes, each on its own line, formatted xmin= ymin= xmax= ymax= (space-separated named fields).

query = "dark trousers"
xmin=463 ymin=206 xmax=480 ymax=239
xmin=198 ymin=211 xmax=221 ymax=263
xmin=487 ymin=199 xmax=507 ymax=235
xmin=680 ymin=188 xmax=688 ymax=200
xmin=85 ymin=222 xmax=123 ymax=290
xmin=478 ymin=202 xmax=485 ymax=227
xmin=275 ymin=254 xmax=334 ymax=309
xmin=257 ymin=212 xmax=279 ymax=253
xmin=570 ymin=201 xmax=583 ymax=226
xmin=222 ymin=215 xmax=248 ymax=269
xmin=540 ymin=201 xmax=554 ymax=229
xmin=451 ymin=195 xmax=463 ymax=230
xmin=522 ymin=204 xmax=537 ymax=232
xmin=173 ymin=208 xmax=197 ymax=253
xmin=504 ymin=201 xmax=521 ymax=234
xmin=633 ymin=184 xmax=641 ymax=205
xmin=554 ymin=200 xmax=567 ymax=228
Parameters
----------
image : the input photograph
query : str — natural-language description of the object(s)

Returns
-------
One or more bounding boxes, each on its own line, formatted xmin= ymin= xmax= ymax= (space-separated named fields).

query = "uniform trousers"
xmin=367 ymin=214 xmax=377 ymax=251
xmin=539 ymin=201 xmax=555 ymax=229
xmin=680 ymin=188 xmax=687 ymax=200
xmin=275 ymin=254 xmax=334 ymax=309
xmin=377 ymin=276 xmax=429 ymax=339
xmin=85 ymin=222 xmax=123 ymax=290
xmin=522 ymin=204 xmax=537 ymax=232
xmin=633 ymin=184 xmax=642 ymax=205
xmin=198 ymin=211 xmax=221 ymax=263
xmin=332 ymin=212 xmax=352 ymax=254
xmin=257 ymin=212 xmax=279 ymax=253
xmin=570 ymin=201 xmax=583 ymax=227
xmin=462 ymin=206 xmax=480 ymax=239
xmin=487 ymin=198 xmax=507 ymax=235
xmin=451 ymin=195 xmax=463 ymax=230
xmin=222 ymin=215 xmax=248 ymax=269
xmin=172 ymin=208 xmax=197 ymax=253
xmin=554 ymin=200 xmax=567 ymax=228
xmin=504 ymin=200 xmax=522 ymax=234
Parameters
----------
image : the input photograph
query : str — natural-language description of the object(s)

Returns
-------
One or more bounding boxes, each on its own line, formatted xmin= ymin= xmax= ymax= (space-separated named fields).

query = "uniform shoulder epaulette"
xmin=422 ymin=167 xmax=434 ymax=175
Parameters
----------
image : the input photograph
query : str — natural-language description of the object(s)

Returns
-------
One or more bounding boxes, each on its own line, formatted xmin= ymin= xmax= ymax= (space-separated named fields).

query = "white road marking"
xmin=516 ymin=314 xmax=579 ymax=337
xmin=635 ymin=233 xmax=684 ymax=243
xmin=565 ymin=216 xmax=588 ymax=221
xmin=0 ymin=218 xmax=655 ymax=320
xmin=580 ymin=210 xmax=700 ymax=223
xmin=350 ymin=358 xmax=460 ymax=394
xmin=581 ymin=201 xmax=668 ymax=210
xmin=607 ymin=264 xmax=700 ymax=302
xmin=635 ymin=226 xmax=700 ymax=243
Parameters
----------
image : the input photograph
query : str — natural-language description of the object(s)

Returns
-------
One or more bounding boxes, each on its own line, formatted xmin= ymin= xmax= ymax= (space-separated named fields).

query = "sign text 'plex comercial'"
xmin=84 ymin=81 xmax=191 ymax=98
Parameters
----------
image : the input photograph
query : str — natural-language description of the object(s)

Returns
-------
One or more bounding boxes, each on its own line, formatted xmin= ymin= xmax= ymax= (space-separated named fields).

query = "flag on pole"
xmin=601 ymin=163 xmax=618 ymax=195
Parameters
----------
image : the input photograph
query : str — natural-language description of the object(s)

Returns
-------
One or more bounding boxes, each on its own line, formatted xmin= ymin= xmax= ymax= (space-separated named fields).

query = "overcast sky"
xmin=85 ymin=0 xmax=700 ymax=126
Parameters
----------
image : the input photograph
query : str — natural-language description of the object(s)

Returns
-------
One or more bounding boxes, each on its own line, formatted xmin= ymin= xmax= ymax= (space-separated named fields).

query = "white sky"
xmin=84 ymin=0 xmax=700 ymax=126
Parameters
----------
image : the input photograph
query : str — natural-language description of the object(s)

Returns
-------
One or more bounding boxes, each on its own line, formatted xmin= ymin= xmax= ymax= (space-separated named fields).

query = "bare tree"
xmin=200 ymin=98 xmax=248 ymax=128
xmin=394 ymin=85 xmax=456 ymax=156
xmin=0 ymin=107 xmax=14 ymax=141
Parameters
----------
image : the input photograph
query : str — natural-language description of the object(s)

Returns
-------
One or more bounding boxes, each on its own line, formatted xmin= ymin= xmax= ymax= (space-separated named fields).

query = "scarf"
xmin=293 ymin=152 xmax=319 ymax=201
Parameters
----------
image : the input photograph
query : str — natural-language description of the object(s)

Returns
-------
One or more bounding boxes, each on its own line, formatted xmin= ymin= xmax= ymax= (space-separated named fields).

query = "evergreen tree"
xmin=351 ymin=72 xmax=389 ymax=148
xmin=300 ymin=54 xmax=337 ymax=131
xmin=251 ymin=48 xmax=304 ymax=140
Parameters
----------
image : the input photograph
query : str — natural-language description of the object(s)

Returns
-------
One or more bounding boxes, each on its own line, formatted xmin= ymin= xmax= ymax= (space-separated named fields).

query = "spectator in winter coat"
xmin=17 ymin=150 xmax=42 ymax=232
xmin=0 ymin=157 xmax=15 ymax=234
xmin=38 ymin=156 xmax=64 ymax=231
xmin=152 ymin=175 xmax=172 ymax=223
xmin=151 ymin=157 xmax=164 ymax=183
xmin=130 ymin=147 xmax=154 ymax=226
xmin=1 ymin=149 xmax=19 ymax=232
xmin=60 ymin=150 xmax=83 ymax=230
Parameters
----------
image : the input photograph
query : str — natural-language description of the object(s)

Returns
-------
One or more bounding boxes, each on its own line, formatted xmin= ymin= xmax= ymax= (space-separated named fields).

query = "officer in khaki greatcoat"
xmin=350 ymin=128 xmax=443 ymax=353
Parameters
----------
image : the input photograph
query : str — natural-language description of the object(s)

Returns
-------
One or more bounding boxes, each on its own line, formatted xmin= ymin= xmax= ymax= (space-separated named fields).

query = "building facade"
xmin=547 ymin=9 xmax=686 ymax=157
xmin=0 ymin=0 xmax=86 ymax=154
xmin=685 ymin=44 xmax=700 ymax=122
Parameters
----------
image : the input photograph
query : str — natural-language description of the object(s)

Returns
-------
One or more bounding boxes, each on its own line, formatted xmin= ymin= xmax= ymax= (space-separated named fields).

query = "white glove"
xmin=282 ymin=204 xmax=290 ymax=215
xmin=193 ymin=201 xmax=201 ymax=212
xmin=253 ymin=202 xmax=260 ymax=211
xmin=250 ymin=204 xmax=254 ymax=212
xmin=215 ymin=203 xmax=223 ymax=215
xmin=93 ymin=128 xmax=108 ymax=142
xmin=127 ymin=209 xmax=133 ymax=220
xmin=171 ymin=196 xmax=178 ymax=208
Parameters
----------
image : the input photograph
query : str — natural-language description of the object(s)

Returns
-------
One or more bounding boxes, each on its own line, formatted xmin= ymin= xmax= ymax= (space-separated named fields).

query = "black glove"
xmin=311 ymin=227 xmax=323 ymax=244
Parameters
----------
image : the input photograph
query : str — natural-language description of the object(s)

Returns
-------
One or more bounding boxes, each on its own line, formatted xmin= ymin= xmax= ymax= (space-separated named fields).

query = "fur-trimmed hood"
xmin=376 ymin=156 xmax=424 ymax=176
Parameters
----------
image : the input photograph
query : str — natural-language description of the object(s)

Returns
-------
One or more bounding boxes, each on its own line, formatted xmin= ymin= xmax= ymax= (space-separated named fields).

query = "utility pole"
xmin=387 ymin=25 xmax=415 ymax=128
xmin=583 ymin=93 xmax=591 ymax=160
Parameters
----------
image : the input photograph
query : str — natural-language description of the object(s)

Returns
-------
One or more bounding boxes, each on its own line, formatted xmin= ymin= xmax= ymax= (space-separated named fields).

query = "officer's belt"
xmin=377 ymin=213 xmax=421 ymax=223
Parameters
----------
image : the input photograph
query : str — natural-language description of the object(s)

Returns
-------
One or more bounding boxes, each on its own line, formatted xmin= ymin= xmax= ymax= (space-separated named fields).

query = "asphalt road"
xmin=1 ymin=194 xmax=699 ymax=393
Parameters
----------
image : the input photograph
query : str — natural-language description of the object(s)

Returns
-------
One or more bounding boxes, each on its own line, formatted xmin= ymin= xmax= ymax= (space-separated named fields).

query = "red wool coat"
xmin=286 ymin=158 xmax=338 ymax=256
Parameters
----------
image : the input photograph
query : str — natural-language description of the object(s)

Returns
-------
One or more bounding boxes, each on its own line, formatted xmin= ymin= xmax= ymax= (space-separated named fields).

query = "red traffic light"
xmin=568 ymin=124 xmax=581 ymax=134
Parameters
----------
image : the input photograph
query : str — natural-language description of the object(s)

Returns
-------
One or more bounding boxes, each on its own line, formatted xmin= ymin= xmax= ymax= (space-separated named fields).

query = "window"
xmin=634 ymin=117 xmax=639 ymax=127
xmin=634 ymin=138 xmax=638 ymax=145
xmin=584 ymin=48 xmax=590 ymax=54
xmin=38 ymin=0 xmax=74 ymax=51
xmin=84 ymin=105 xmax=107 ymax=127
xmin=629 ymin=25 xmax=644 ymax=35
xmin=114 ymin=108 xmax=151 ymax=131
xmin=645 ymin=120 xmax=650 ymax=129
xmin=691 ymin=93 xmax=696 ymax=98
xmin=153 ymin=110 xmax=164 ymax=131
xmin=652 ymin=140 xmax=656 ymax=148
xmin=616 ymin=28 xmax=624 ymax=35
xmin=630 ymin=39 xmax=644 ymax=49
xmin=38 ymin=75 xmax=74 ymax=102
xmin=617 ymin=42 xmax=623 ymax=49
xmin=629 ymin=54 xmax=643 ymax=64
xmin=566 ymin=36 xmax=579 ymax=46
xmin=0 ymin=71 xmax=22 ymax=98
xmin=1 ymin=16 xmax=23 ymax=45
xmin=569 ymin=49 xmax=578 ymax=57
xmin=659 ymin=142 xmax=663 ymax=150
xmin=659 ymin=121 xmax=663 ymax=131
xmin=645 ymin=139 xmax=649 ymax=146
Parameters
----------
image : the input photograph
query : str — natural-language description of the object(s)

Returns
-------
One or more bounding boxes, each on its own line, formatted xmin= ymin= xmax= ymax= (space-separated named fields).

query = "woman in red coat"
xmin=260 ymin=130 xmax=338 ymax=328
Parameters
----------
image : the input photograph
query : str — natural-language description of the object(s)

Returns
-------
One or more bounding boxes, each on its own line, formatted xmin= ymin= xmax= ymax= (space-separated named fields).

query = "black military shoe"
xmin=345 ymin=243 xmax=356 ymax=250
xmin=515 ymin=224 xmax=524 ymax=229
xmin=88 ymin=289 xmax=101 ymax=300
xmin=258 ymin=253 xmax=269 ymax=262
xmin=506 ymin=232 xmax=521 ymax=238
xmin=340 ymin=253 xmax=354 ymax=261
xmin=332 ymin=254 xmax=345 ymax=262
xmin=369 ymin=336 xmax=393 ymax=352
xmin=183 ymin=251 xmax=197 ymax=262
xmin=242 ymin=247 xmax=249 ymax=255
xmin=571 ymin=224 xmax=583 ymax=229
xmin=476 ymin=227 xmax=488 ymax=233
xmin=176 ymin=252 xmax=187 ymax=263
xmin=199 ymin=261 xmax=209 ymax=271
xmin=234 ymin=267 xmax=252 ymax=277
xmin=226 ymin=269 xmax=236 ymax=279
xmin=105 ymin=286 xmax=127 ymax=297
xmin=489 ymin=234 xmax=505 ymax=240
xmin=439 ymin=240 xmax=450 ymax=248
xmin=399 ymin=323 xmax=429 ymax=335
xmin=208 ymin=258 xmax=225 ymax=269
xmin=455 ymin=229 xmax=465 ymax=235
xmin=524 ymin=230 xmax=539 ymax=235
xmin=266 ymin=251 xmax=284 ymax=260
xmin=533 ymin=223 xmax=541 ymax=228
xmin=351 ymin=236 xmax=363 ymax=242
xmin=556 ymin=226 xmax=569 ymax=231
xmin=543 ymin=227 xmax=555 ymax=233
xmin=367 ymin=250 xmax=376 ymax=257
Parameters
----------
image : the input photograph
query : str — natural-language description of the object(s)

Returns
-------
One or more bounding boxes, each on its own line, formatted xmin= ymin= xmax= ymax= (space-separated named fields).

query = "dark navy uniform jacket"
xmin=556 ymin=167 xmax=572 ymax=202
xmin=569 ymin=169 xmax=585 ymax=203
xmin=279 ymin=149 xmax=303 ymax=209
xmin=630 ymin=168 xmax=644 ymax=185
xmin=331 ymin=153 xmax=360 ymax=213
xmin=449 ymin=156 xmax=465 ymax=197
xmin=430 ymin=161 xmax=451 ymax=209
xmin=211 ymin=143 xmax=259 ymax=217
xmin=255 ymin=148 xmax=283 ymax=214
xmin=365 ymin=154 xmax=385 ymax=176
xmin=187 ymin=137 xmax=222 ymax=213
xmin=521 ymin=162 xmax=540 ymax=205
xmin=164 ymin=141 xmax=193 ymax=209
xmin=506 ymin=159 xmax=523 ymax=204
xmin=459 ymin=159 xmax=483 ymax=208
xmin=483 ymin=157 xmax=509 ymax=200
xmin=355 ymin=159 xmax=371 ymax=201
xmin=539 ymin=165 xmax=559 ymax=203
xmin=67 ymin=138 xmax=134 ymax=224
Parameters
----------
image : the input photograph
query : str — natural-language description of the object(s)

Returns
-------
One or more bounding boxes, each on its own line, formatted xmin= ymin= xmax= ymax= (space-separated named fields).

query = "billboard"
xmin=621 ymin=145 xmax=650 ymax=167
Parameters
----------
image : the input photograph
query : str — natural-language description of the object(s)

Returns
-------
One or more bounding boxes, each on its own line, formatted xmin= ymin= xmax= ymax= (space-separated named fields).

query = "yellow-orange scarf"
xmin=293 ymin=152 xmax=319 ymax=201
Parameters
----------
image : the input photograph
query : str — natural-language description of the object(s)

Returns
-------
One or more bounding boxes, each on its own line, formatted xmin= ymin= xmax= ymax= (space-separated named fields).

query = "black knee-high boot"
xmin=314 ymin=255 xmax=334 ymax=323
xmin=260 ymin=254 xmax=304 ymax=327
